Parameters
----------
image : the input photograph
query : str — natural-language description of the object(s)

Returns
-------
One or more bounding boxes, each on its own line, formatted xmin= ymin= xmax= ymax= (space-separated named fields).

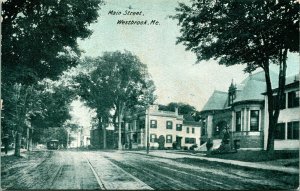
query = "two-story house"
xmin=126 ymin=105 xmax=201 ymax=149
xmin=264 ymin=75 xmax=299 ymax=150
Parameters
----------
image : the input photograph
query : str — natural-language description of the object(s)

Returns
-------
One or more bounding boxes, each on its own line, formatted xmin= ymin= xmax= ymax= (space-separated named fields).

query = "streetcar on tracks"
xmin=47 ymin=140 xmax=59 ymax=150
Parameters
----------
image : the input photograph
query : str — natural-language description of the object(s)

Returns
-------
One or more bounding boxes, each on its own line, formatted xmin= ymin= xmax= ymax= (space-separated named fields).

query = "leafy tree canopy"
xmin=30 ymin=83 xmax=76 ymax=130
xmin=173 ymin=0 xmax=299 ymax=151
xmin=75 ymin=51 xmax=157 ymax=124
xmin=159 ymin=102 xmax=199 ymax=121
xmin=173 ymin=0 xmax=298 ymax=71
xmin=2 ymin=0 xmax=103 ymax=84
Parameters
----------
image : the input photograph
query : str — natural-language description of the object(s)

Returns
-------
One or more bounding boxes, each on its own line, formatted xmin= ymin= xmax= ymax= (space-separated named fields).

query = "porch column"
xmin=264 ymin=96 xmax=269 ymax=150
xmin=207 ymin=115 xmax=213 ymax=138
xmin=241 ymin=109 xmax=244 ymax=131
xmin=133 ymin=120 xmax=137 ymax=132
xmin=246 ymin=108 xmax=250 ymax=132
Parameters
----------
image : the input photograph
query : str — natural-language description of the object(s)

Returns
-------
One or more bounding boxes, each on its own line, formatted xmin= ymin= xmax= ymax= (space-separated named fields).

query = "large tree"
xmin=2 ymin=81 xmax=75 ymax=155
xmin=2 ymin=0 xmax=103 ymax=156
xmin=30 ymin=83 xmax=76 ymax=145
xmin=159 ymin=102 xmax=198 ymax=121
xmin=2 ymin=0 xmax=103 ymax=84
xmin=173 ymin=0 xmax=299 ymax=151
xmin=75 ymin=51 xmax=156 ymax=149
xmin=2 ymin=83 xmax=43 ymax=156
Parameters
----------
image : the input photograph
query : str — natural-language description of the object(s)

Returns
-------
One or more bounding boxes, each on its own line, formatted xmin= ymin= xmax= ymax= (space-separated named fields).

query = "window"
xmin=166 ymin=121 xmax=173 ymax=129
xmin=236 ymin=111 xmax=241 ymax=132
xmin=192 ymin=128 xmax=195 ymax=134
xmin=287 ymin=121 xmax=299 ymax=140
xmin=150 ymin=120 xmax=157 ymax=128
xmin=250 ymin=110 xmax=259 ymax=131
xmin=127 ymin=123 xmax=131 ymax=131
xmin=201 ymin=126 xmax=206 ymax=136
xmin=185 ymin=138 xmax=196 ymax=144
xmin=166 ymin=135 xmax=172 ymax=143
xmin=150 ymin=134 xmax=157 ymax=143
xmin=275 ymin=123 xmax=285 ymax=140
xmin=176 ymin=124 xmax=182 ymax=131
xmin=273 ymin=94 xmax=286 ymax=110
xmin=133 ymin=133 xmax=137 ymax=143
xmin=214 ymin=126 xmax=220 ymax=136
xmin=186 ymin=127 xmax=189 ymax=133
xmin=139 ymin=119 xmax=145 ymax=129
xmin=288 ymin=91 xmax=299 ymax=108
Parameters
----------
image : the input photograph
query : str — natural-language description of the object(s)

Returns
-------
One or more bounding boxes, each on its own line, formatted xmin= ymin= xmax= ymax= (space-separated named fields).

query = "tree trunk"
xmin=14 ymin=132 xmax=21 ymax=157
xmin=118 ymin=102 xmax=124 ymax=150
xmin=99 ymin=116 xmax=107 ymax=149
xmin=26 ymin=127 xmax=29 ymax=150
xmin=265 ymin=48 xmax=287 ymax=152
xmin=103 ymin=125 xmax=106 ymax=149
xmin=264 ymin=62 xmax=275 ymax=152
xmin=28 ymin=128 xmax=33 ymax=151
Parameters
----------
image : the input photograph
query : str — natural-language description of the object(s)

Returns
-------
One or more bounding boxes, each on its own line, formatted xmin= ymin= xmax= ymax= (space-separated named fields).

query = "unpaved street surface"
xmin=1 ymin=150 xmax=298 ymax=190
xmin=1 ymin=151 xmax=100 ymax=190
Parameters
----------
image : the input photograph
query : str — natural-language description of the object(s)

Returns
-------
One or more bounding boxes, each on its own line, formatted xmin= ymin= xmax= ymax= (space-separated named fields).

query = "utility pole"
xmin=118 ymin=102 xmax=122 ymax=150
xmin=146 ymin=107 xmax=150 ymax=154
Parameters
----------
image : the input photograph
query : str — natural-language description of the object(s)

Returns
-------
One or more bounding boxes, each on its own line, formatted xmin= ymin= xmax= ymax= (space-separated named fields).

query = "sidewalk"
xmin=128 ymin=150 xmax=299 ymax=175
xmin=1 ymin=149 xmax=28 ymax=157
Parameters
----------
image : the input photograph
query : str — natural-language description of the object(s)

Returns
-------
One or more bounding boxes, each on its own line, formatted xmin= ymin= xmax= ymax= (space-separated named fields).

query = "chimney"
xmin=175 ymin=107 xmax=178 ymax=115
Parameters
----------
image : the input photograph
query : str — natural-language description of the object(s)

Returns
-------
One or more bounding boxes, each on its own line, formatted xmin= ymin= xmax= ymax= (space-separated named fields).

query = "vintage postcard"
xmin=1 ymin=0 xmax=299 ymax=190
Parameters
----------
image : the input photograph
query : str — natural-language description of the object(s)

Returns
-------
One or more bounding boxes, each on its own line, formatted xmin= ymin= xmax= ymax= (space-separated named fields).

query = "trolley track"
xmin=2 ymin=150 xmax=298 ymax=190
xmin=102 ymin=151 xmax=292 ymax=190
xmin=86 ymin=157 xmax=107 ymax=190
xmin=104 ymin=155 xmax=208 ymax=190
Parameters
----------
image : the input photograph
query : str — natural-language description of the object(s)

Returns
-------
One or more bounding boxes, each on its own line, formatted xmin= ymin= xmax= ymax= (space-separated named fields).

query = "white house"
xmin=126 ymin=105 xmax=201 ymax=149
xmin=264 ymin=75 xmax=299 ymax=150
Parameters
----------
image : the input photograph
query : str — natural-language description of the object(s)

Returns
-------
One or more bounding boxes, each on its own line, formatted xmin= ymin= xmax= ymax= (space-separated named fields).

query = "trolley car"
xmin=47 ymin=140 xmax=59 ymax=150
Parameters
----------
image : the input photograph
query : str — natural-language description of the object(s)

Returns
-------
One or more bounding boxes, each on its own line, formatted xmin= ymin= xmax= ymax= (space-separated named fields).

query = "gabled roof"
xmin=202 ymin=90 xmax=228 ymax=111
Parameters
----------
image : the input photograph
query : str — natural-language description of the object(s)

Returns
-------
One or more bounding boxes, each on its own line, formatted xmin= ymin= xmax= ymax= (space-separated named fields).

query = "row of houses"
xmin=124 ymin=105 xmax=201 ymax=149
xmin=90 ymin=105 xmax=201 ymax=150
xmin=90 ymin=71 xmax=299 ymax=151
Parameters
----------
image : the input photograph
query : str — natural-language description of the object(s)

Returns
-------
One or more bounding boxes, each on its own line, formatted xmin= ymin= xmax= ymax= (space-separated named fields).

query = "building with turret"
xmin=199 ymin=71 xmax=299 ymax=150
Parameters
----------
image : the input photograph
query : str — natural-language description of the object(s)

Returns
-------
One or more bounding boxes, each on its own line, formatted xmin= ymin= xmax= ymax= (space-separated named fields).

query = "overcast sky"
xmin=73 ymin=0 xmax=299 ymax=127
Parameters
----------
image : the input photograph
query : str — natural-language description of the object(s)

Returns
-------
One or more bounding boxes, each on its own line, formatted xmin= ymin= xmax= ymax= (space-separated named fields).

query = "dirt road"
xmin=1 ymin=150 xmax=298 ymax=190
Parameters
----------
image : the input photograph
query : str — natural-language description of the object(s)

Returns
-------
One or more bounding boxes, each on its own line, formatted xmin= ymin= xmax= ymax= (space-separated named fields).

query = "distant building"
xmin=80 ymin=127 xmax=91 ymax=147
xmin=199 ymin=71 xmax=299 ymax=150
xmin=69 ymin=130 xmax=79 ymax=148
xmin=125 ymin=105 xmax=201 ymax=149
xmin=90 ymin=124 xmax=114 ymax=149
